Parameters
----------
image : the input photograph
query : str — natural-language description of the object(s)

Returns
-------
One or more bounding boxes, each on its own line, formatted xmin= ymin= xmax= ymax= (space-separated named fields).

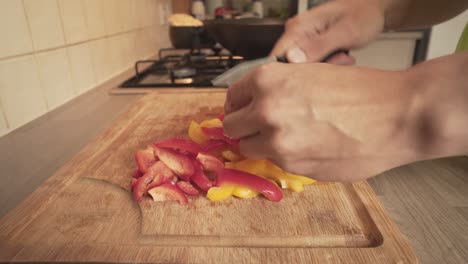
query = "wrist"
xmin=404 ymin=55 xmax=468 ymax=159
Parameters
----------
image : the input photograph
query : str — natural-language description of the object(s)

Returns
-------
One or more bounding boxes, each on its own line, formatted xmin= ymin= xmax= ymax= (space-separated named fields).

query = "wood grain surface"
xmin=0 ymin=92 xmax=416 ymax=263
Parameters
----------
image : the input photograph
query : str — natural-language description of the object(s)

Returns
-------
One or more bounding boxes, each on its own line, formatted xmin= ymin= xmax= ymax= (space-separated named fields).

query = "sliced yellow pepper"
xmin=224 ymin=162 xmax=236 ymax=169
xmin=232 ymin=186 xmax=259 ymax=198
xmin=188 ymin=121 xmax=208 ymax=144
xmin=207 ymin=186 xmax=234 ymax=201
xmin=231 ymin=159 xmax=316 ymax=193
xmin=221 ymin=150 xmax=244 ymax=162
xmin=200 ymin=118 xmax=223 ymax=128
xmin=233 ymin=159 xmax=267 ymax=176
xmin=284 ymin=172 xmax=316 ymax=185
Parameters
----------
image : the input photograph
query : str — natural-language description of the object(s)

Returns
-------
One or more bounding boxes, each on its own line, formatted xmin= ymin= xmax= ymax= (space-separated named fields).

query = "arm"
xmin=406 ymin=51 xmax=468 ymax=158
xmin=271 ymin=0 xmax=468 ymax=63
xmin=223 ymin=51 xmax=468 ymax=181
xmin=383 ymin=0 xmax=468 ymax=30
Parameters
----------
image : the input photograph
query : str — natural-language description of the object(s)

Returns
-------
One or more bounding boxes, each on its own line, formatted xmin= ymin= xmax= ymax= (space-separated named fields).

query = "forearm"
xmin=381 ymin=0 xmax=468 ymax=30
xmin=406 ymin=51 xmax=468 ymax=159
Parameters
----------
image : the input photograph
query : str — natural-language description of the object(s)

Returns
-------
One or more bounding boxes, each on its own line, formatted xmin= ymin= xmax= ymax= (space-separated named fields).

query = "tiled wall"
xmin=0 ymin=0 xmax=171 ymax=137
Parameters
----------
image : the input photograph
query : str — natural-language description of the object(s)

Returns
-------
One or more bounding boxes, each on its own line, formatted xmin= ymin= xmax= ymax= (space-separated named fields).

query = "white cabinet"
xmin=351 ymin=32 xmax=425 ymax=71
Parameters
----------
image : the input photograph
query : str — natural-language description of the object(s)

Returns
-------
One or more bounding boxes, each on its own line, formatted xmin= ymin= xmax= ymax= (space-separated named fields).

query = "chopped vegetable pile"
xmin=131 ymin=114 xmax=317 ymax=204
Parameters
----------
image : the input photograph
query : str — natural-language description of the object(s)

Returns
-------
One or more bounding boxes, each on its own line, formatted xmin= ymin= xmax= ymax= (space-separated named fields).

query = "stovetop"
xmin=120 ymin=48 xmax=244 ymax=88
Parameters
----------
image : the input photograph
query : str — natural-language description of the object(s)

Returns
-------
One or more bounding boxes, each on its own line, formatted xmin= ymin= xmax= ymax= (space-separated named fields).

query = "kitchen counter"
xmin=0 ymin=70 xmax=467 ymax=263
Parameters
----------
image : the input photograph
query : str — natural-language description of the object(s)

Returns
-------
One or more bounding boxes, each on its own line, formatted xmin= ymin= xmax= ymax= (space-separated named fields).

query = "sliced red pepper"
xmin=131 ymin=168 xmax=143 ymax=179
xmin=135 ymin=147 xmax=157 ymax=173
xmin=201 ymin=127 xmax=240 ymax=146
xmin=153 ymin=138 xmax=201 ymax=155
xmin=190 ymin=161 xmax=213 ymax=192
xmin=196 ymin=152 xmax=224 ymax=173
xmin=216 ymin=168 xmax=283 ymax=202
xmin=200 ymin=139 xmax=228 ymax=153
xmin=176 ymin=181 xmax=200 ymax=196
xmin=154 ymin=146 xmax=194 ymax=181
xmin=132 ymin=161 xmax=175 ymax=202
xmin=148 ymin=182 xmax=188 ymax=205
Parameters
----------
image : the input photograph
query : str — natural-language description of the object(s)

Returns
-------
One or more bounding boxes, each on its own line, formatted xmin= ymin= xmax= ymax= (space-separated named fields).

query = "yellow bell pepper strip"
xmin=188 ymin=121 xmax=208 ymax=144
xmin=284 ymin=172 xmax=317 ymax=185
xmin=221 ymin=149 xmax=244 ymax=162
xmin=232 ymin=186 xmax=259 ymax=198
xmin=216 ymin=168 xmax=283 ymax=202
xmin=232 ymin=159 xmax=316 ymax=192
xmin=207 ymin=185 xmax=235 ymax=201
xmin=232 ymin=159 xmax=267 ymax=175
xmin=199 ymin=118 xmax=223 ymax=128
xmin=224 ymin=162 xmax=236 ymax=169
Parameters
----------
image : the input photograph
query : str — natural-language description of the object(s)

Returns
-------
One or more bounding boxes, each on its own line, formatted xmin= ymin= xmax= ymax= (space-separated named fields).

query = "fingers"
xmin=223 ymin=102 xmax=263 ymax=139
xmin=325 ymin=52 xmax=356 ymax=65
xmin=239 ymin=132 xmax=273 ymax=160
xmin=224 ymin=71 xmax=256 ymax=115
xmin=271 ymin=2 xmax=351 ymax=63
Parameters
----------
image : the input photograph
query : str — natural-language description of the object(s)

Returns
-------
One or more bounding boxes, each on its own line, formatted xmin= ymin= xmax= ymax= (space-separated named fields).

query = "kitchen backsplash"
xmin=0 ymin=0 xmax=171 ymax=137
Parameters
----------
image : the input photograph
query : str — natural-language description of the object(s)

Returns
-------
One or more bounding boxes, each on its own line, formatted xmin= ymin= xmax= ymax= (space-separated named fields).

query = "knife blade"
xmin=211 ymin=49 xmax=348 ymax=87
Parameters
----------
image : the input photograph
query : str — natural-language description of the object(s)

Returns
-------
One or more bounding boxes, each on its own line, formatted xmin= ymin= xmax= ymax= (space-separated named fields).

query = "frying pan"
xmin=169 ymin=25 xmax=216 ymax=50
xmin=203 ymin=18 xmax=285 ymax=59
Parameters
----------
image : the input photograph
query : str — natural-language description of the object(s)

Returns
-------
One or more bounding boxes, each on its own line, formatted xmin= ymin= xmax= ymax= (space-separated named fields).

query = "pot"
xmin=203 ymin=18 xmax=285 ymax=59
xmin=169 ymin=26 xmax=216 ymax=50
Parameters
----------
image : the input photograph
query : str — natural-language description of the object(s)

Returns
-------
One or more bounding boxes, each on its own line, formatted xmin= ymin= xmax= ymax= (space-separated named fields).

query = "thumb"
xmin=271 ymin=2 xmax=352 ymax=63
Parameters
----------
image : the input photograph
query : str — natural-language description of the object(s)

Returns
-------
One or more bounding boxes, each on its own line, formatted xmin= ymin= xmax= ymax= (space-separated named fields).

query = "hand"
xmin=223 ymin=63 xmax=423 ymax=182
xmin=271 ymin=0 xmax=385 ymax=64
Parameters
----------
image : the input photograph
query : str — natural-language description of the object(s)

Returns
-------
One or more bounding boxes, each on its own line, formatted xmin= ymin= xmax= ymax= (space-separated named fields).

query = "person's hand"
xmin=271 ymin=0 xmax=385 ymax=64
xmin=223 ymin=63 xmax=424 ymax=182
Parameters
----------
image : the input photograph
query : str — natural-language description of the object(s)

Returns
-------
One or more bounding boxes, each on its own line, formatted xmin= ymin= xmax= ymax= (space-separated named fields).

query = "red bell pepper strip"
xmin=148 ymin=182 xmax=188 ymax=205
xmin=190 ymin=161 xmax=213 ymax=192
xmin=153 ymin=138 xmax=202 ymax=155
xmin=201 ymin=127 xmax=240 ymax=146
xmin=133 ymin=161 xmax=175 ymax=202
xmin=135 ymin=147 xmax=158 ymax=173
xmin=154 ymin=146 xmax=194 ymax=181
xmin=196 ymin=152 xmax=224 ymax=173
xmin=131 ymin=168 xmax=143 ymax=179
xmin=176 ymin=181 xmax=200 ymax=196
xmin=216 ymin=168 xmax=283 ymax=202
xmin=200 ymin=139 xmax=228 ymax=153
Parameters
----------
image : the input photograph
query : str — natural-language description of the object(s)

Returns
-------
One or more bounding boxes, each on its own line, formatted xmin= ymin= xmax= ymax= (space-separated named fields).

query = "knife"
xmin=211 ymin=49 xmax=348 ymax=87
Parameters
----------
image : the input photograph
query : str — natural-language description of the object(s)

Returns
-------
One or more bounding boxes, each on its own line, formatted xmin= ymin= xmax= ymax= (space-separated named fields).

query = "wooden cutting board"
xmin=0 ymin=91 xmax=416 ymax=263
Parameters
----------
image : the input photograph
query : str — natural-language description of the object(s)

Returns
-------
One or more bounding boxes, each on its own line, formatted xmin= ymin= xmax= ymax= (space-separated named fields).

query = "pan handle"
xmin=276 ymin=49 xmax=349 ymax=63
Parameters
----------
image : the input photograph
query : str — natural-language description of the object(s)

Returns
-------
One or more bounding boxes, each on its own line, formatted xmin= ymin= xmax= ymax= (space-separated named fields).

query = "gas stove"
xmin=120 ymin=48 xmax=244 ymax=88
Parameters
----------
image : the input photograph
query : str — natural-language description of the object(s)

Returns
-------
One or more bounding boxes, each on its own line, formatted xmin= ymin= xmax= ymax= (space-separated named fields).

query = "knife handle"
xmin=276 ymin=49 xmax=349 ymax=63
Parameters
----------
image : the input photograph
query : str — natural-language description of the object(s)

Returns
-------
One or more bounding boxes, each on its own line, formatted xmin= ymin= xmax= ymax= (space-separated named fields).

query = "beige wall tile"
xmin=107 ymin=35 xmax=125 ymax=76
xmin=35 ymin=49 xmax=74 ymax=110
xmin=128 ymin=0 xmax=139 ymax=30
xmin=23 ymin=0 xmax=65 ymax=51
xmin=103 ymin=0 xmax=120 ymax=36
xmin=119 ymin=33 xmax=135 ymax=69
xmin=58 ymin=0 xmax=88 ymax=44
xmin=67 ymin=42 xmax=95 ymax=94
xmin=0 ymin=102 xmax=8 ymax=136
xmin=0 ymin=55 xmax=47 ymax=129
xmin=89 ymin=38 xmax=112 ymax=83
xmin=0 ymin=0 xmax=33 ymax=58
xmin=83 ymin=0 xmax=106 ymax=39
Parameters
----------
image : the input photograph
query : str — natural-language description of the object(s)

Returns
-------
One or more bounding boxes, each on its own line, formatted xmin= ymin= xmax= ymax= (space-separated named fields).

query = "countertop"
xmin=0 ymin=70 xmax=467 ymax=264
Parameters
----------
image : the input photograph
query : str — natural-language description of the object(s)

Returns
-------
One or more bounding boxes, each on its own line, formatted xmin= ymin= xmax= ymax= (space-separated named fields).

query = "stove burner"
xmin=121 ymin=48 xmax=245 ymax=88
xmin=173 ymin=67 xmax=196 ymax=78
